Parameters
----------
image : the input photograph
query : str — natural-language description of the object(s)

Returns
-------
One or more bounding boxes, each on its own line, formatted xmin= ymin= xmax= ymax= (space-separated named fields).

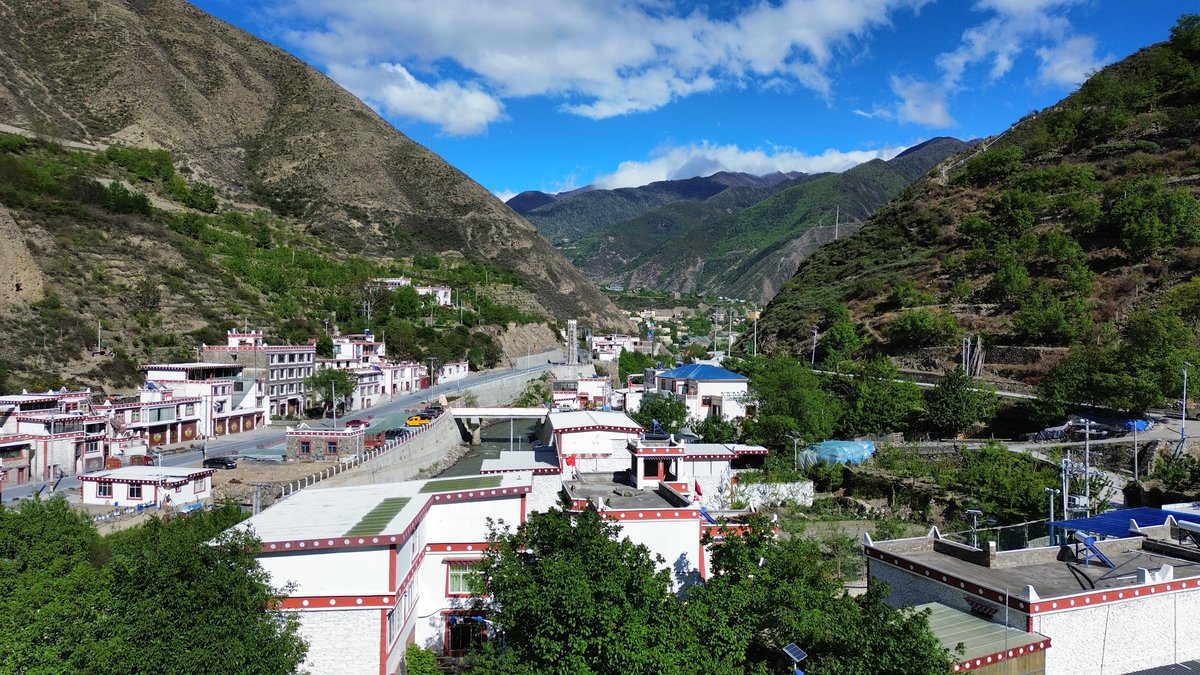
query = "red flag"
xmin=694 ymin=480 xmax=702 ymax=496
xmin=565 ymin=454 xmax=576 ymax=467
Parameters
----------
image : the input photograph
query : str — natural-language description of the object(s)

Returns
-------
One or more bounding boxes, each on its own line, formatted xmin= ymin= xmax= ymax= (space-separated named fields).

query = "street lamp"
xmin=1045 ymin=487 xmax=1060 ymax=545
xmin=1081 ymin=418 xmax=1092 ymax=516
xmin=810 ymin=325 xmax=819 ymax=369
xmin=788 ymin=433 xmax=802 ymax=471
xmin=966 ymin=509 xmax=983 ymax=549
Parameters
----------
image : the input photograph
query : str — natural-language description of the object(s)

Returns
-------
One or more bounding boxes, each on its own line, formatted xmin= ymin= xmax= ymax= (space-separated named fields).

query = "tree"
xmin=685 ymin=517 xmax=954 ymax=674
xmin=741 ymin=356 xmax=839 ymax=446
xmin=314 ymin=334 xmax=335 ymax=358
xmin=472 ymin=507 xmax=697 ymax=674
xmin=923 ymin=367 xmax=996 ymax=437
xmin=693 ymin=415 xmax=737 ymax=442
xmin=831 ymin=356 xmax=924 ymax=436
xmin=305 ymin=368 xmax=355 ymax=415
xmin=631 ymin=393 xmax=687 ymax=434
xmin=617 ymin=348 xmax=655 ymax=383
xmin=392 ymin=286 xmax=423 ymax=319
xmin=0 ymin=499 xmax=306 ymax=673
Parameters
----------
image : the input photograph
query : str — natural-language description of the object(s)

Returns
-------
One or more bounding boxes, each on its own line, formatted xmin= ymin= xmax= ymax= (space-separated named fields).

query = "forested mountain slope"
xmin=757 ymin=17 xmax=1200 ymax=413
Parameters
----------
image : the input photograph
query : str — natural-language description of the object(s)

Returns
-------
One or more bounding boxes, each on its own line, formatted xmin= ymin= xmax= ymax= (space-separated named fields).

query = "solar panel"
xmin=783 ymin=643 xmax=807 ymax=662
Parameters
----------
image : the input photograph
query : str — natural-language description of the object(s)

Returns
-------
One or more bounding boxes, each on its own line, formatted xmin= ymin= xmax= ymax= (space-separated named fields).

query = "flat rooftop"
xmin=872 ymin=525 xmax=1200 ymax=602
xmin=565 ymin=472 xmax=678 ymax=509
xmin=920 ymin=602 xmax=1046 ymax=663
xmin=235 ymin=471 xmax=533 ymax=544
xmin=480 ymin=448 xmax=559 ymax=474
xmin=79 ymin=466 xmax=212 ymax=481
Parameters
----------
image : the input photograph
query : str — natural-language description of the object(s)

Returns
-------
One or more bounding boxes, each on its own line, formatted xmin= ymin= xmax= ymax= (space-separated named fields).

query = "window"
xmin=97 ymin=483 xmax=112 ymax=498
xmin=127 ymin=484 xmax=143 ymax=500
xmin=327 ymin=441 xmax=338 ymax=455
xmin=185 ymin=403 xmax=195 ymax=415
xmin=193 ymin=478 xmax=205 ymax=494
xmin=131 ymin=409 xmax=141 ymax=422
xmin=447 ymin=562 xmax=479 ymax=595
xmin=299 ymin=441 xmax=311 ymax=455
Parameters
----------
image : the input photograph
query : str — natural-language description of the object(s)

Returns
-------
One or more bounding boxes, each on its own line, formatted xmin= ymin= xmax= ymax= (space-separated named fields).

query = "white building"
xmin=437 ymin=361 xmax=469 ymax=384
xmin=651 ymin=363 xmax=748 ymax=421
xmin=201 ymin=329 xmax=316 ymax=418
xmin=235 ymin=472 xmax=536 ymax=675
xmin=138 ymin=362 xmax=270 ymax=437
xmin=540 ymin=410 xmax=644 ymax=474
xmin=867 ymin=507 xmax=1200 ymax=674
xmin=0 ymin=392 xmax=108 ymax=482
xmin=588 ymin=334 xmax=644 ymax=362
xmin=413 ymin=285 xmax=453 ymax=307
xmin=378 ymin=362 xmax=425 ymax=397
xmin=78 ymin=465 xmax=214 ymax=507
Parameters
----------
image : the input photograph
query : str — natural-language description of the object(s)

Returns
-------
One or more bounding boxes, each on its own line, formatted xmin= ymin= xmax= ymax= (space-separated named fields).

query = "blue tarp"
xmin=1049 ymin=507 xmax=1197 ymax=539
xmin=797 ymin=440 xmax=876 ymax=469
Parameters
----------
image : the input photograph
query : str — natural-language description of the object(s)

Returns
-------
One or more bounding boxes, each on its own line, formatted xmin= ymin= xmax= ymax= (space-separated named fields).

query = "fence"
xmin=940 ymin=517 xmax=1053 ymax=551
xmin=275 ymin=415 xmax=447 ymax=501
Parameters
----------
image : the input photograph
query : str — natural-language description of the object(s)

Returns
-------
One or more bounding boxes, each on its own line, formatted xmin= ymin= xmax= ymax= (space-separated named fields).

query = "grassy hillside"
xmin=757 ymin=16 xmax=1200 ymax=412
xmin=0 ymin=135 xmax=547 ymax=392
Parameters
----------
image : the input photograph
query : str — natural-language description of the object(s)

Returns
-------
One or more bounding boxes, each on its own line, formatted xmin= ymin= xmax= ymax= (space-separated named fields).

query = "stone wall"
xmin=294 ymin=608 xmax=381 ymax=675
xmin=735 ymin=478 xmax=814 ymax=509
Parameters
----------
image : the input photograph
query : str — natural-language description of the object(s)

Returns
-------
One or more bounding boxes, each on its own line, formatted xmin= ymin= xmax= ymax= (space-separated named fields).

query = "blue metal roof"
xmin=1050 ymin=507 xmax=1198 ymax=539
xmin=657 ymin=363 xmax=748 ymax=381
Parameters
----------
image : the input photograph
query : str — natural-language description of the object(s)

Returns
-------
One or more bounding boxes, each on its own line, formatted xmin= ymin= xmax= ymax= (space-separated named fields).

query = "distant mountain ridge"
xmin=509 ymin=171 xmax=804 ymax=243
xmin=519 ymin=138 xmax=968 ymax=303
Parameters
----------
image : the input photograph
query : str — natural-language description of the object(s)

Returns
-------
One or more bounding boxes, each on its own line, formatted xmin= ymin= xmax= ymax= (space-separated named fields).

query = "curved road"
xmin=4 ymin=359 xmax=558 ymax=503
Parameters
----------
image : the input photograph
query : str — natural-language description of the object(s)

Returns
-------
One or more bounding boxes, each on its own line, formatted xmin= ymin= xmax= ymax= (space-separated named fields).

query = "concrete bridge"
xmin=450 ymin=407 xmax=549 ymax=445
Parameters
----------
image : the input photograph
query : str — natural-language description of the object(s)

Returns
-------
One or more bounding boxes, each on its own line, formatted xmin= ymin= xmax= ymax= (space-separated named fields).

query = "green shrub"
xmin=887 ymin=309 xmax=962 ymax=346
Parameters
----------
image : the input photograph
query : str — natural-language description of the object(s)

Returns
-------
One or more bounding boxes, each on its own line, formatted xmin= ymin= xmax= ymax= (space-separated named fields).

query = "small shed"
xmin=78 ymin=465 xmax=214 ymax=507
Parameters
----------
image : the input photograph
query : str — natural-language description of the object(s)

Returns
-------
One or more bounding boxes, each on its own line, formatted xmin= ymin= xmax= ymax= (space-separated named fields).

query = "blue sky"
xmin=193 ymin=1 xmax=1185 ymax=199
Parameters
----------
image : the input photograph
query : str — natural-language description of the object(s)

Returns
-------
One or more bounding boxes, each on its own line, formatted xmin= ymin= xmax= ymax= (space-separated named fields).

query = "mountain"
xmin=565 ymin=138 xmax=968 ymax=303
xmin=0 ymin=0 xmax=623 ymax=328
xmin=514 ymin=171 xmax=803 ymax=245
xmin=756 ymin=18 xmax=1200 ymax=392
xmin=0 ymin=0 xmax=629 ymax=392
xmin=507 ymin=191 xmax=558 ymax=215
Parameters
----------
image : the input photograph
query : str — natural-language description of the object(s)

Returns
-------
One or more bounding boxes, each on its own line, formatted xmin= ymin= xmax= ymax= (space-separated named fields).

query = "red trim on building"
xmin=520 ymin=493 xmax=527 ymax=523
xmin=632 ymin=446 xmax=685 ymax=456
xmin=600 ymin=509 xmax=695 ymax=521
xmin=378 ymin=608 xmax=389 ymax=675
xmin=951 ymin=639 xmax=1052 ymax=672
xmin=277 ymin=594 xmax=395 ymax=609
xmin=258 ymin=486 xmax=531 ymax=553
xmin=424 ymin=542 xmax=492 ymax=554
xmin=556 ymin=424 xmax=643 ymax=435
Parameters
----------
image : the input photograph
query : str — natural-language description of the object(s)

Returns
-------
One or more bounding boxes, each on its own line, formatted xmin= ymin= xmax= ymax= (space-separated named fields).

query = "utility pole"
xmin=810 ymin=325 xmax=819 ymax=368
xmin=1133 ymin=422 xmax=1139 ymax=483
xmin=834 ymin=205 xmax=839 ymax=240
xmin=1183 ymin=362 xmax=1191 ymax=444
xmin=331 ymin=380 xmax=337 ymax=429
xmin=1083 ymin=418 xmax=1091 ymax=516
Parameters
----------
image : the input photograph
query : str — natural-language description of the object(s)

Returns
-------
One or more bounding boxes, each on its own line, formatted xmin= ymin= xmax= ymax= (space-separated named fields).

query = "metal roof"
xmin=1050 ymin=507 xmax=1198 ymax=539
xmin=1125 ymin=660 xmax=1200 ymax=674
xmin=656 ymin=363 xmax=748 ymax=381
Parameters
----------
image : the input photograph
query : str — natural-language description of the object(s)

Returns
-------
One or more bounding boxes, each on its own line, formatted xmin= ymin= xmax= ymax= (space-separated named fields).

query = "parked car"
xmin=423 ymin=405 xmax=445 ymax=417
xmin=406 ymin=414 xmax=433 ymax=427
xmin=202 ymin=456 xmax=237 ymax=470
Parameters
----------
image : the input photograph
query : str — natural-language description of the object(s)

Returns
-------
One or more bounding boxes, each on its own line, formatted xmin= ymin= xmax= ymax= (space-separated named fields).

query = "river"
xmin=437 ymin=418 xmax=542 ymax=477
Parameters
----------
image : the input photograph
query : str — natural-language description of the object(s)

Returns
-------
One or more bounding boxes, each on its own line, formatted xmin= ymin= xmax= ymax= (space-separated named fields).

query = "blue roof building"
xmin=651 ymin=363 xmax=749 ymax=421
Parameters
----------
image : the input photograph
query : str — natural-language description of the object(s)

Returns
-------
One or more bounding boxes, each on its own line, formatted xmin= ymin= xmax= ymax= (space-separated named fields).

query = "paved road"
xmin=3 ymin=359 xmax=558 ymax=503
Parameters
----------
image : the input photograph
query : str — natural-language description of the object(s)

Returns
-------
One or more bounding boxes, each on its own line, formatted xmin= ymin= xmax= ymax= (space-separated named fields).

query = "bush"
xmin=958 ymin=145 xmax=1024 ymax=186
xmin=887 ymin=309 xmax=962 ymax=346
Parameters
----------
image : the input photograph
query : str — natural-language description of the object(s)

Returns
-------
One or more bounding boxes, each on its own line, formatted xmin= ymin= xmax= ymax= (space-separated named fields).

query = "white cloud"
xmin=1036 ymin=35 xmax=1114 ymax=87
xmin=592 ymin=141 xmax=909 ymax=189
xmin=326 ymin=63 xmax=504 ymax=136
xmin=889 ymin=75 xmax=955 ymax=127
xmin=270 ymin=0 xmax=928 ymax=134
xmin=493 ymin=189 xmax=517 ymax=202
xmin=873 ymin=0 xmax=1104 ymax=129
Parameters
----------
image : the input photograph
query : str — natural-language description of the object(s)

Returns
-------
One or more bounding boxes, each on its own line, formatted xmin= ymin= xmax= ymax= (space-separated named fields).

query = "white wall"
xmin=1034 ymin=591 xmax=1200 ymax=674
xmin=259 ymin=548 xmax=391 ymax=596
xmin=615 ymin=517 xmax=705 ymax=590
